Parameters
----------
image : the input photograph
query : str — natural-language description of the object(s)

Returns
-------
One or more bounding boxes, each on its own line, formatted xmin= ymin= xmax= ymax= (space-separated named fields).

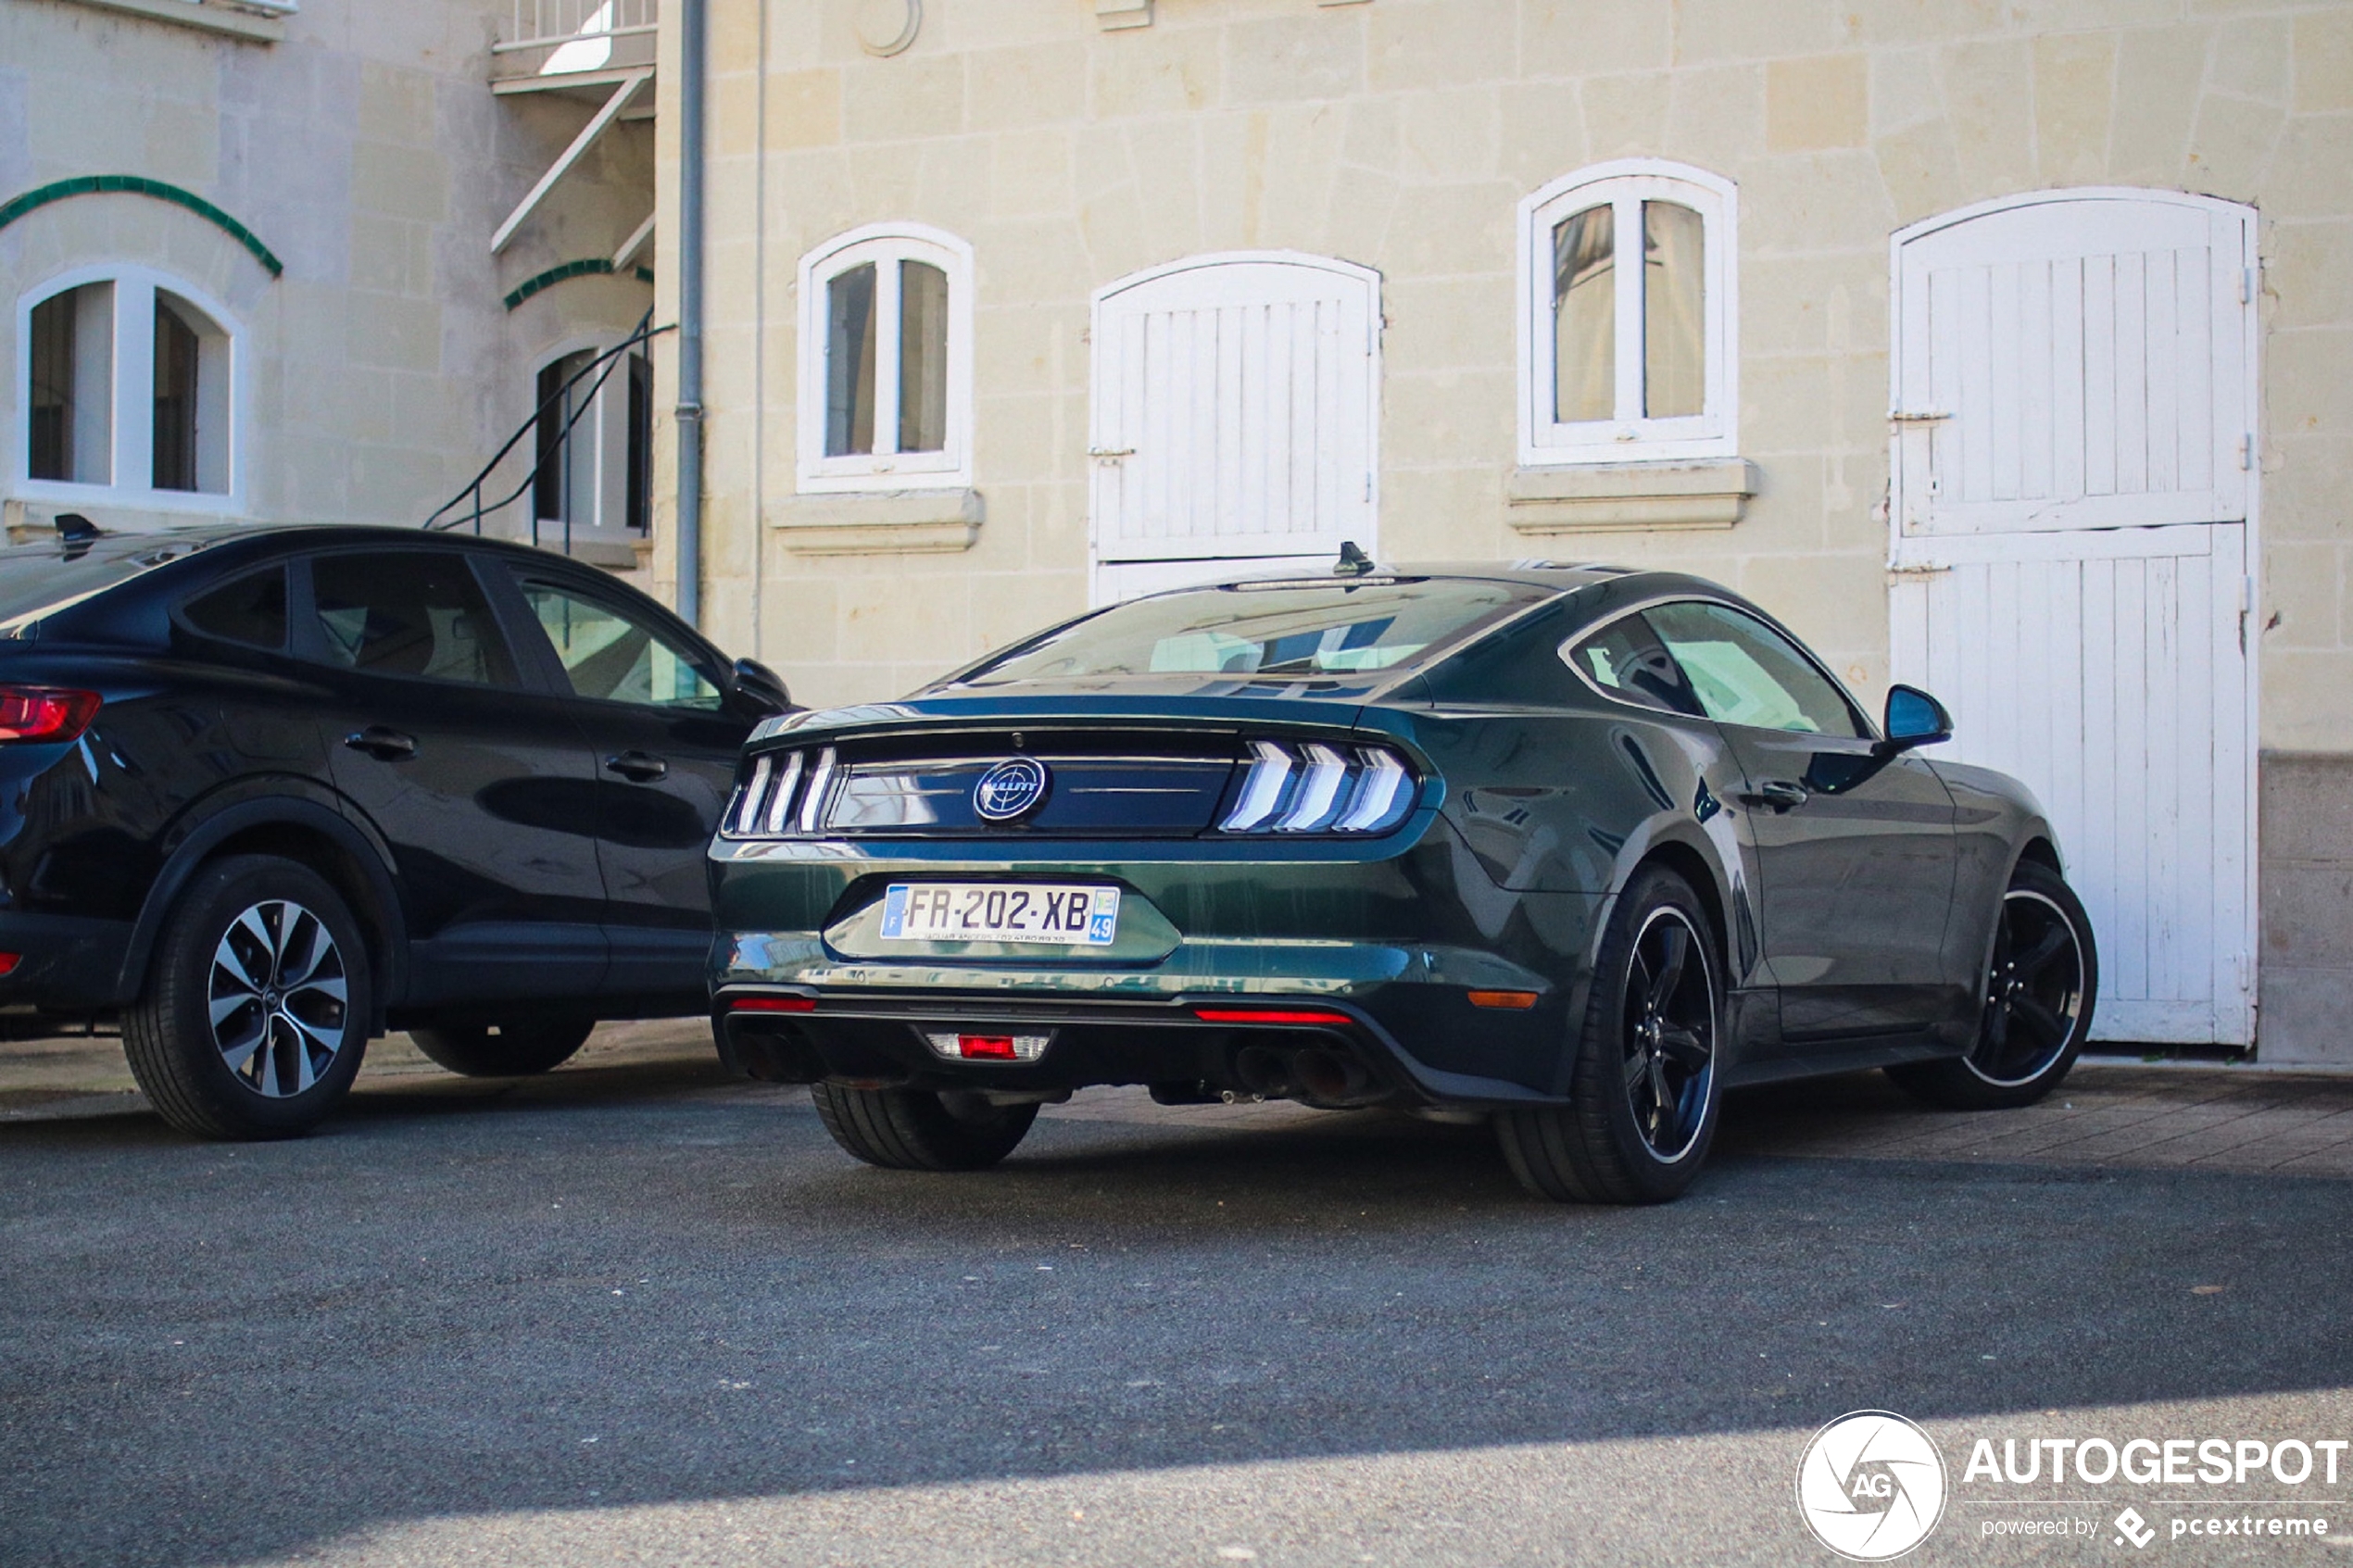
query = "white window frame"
xmin=1516 ymin=159 xmax=1738 ymax=468
xmin=795 ymin=221 xmax=974 ymax=494
xmin=13 ymin=263 xmax=245 ymax=515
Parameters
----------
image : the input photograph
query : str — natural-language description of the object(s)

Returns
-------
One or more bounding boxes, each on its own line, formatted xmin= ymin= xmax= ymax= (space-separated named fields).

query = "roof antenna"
xmin=54 ymin=512 xmax=99 ymax=542
xmin=1334 ymin=540 xmax=1373 ymax=577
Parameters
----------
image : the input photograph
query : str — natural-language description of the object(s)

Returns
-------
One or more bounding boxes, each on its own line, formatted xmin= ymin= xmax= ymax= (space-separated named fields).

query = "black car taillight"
xmin=1217 ymin=741 xmax=1416 ymax=835
xmin=0 ymin=687 xmax=101 ymax=745
xmin=724 ymin=746 xmax=833 ymax=837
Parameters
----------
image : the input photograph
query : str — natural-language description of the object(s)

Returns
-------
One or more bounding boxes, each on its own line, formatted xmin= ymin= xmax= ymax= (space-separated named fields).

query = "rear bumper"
xmin=0 ymin=910 xmax=133 ymax=1013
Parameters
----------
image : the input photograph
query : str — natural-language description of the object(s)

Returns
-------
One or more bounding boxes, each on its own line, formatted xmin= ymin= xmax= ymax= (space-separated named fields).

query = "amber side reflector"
xmin=1467 ymin=990 xmax=1540 ymax=1010
xmin=730 ymin=995 xmax=816 ymax=1013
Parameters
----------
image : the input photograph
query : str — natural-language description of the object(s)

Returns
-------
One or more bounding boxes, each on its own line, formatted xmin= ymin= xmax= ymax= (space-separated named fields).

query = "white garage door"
xmin=1888 ymin=189 xmax=2258 ymax=1046
xmin=1088 ymin=253 xmax=1379 ymax=605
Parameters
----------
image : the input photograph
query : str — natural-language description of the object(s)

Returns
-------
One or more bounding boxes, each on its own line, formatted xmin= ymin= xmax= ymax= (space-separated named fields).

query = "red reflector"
xmin=0 ymin=953 xmax=19 ymax=976
xmin=0 ymin=687 xmax=101 ymax=745
xmin=1193 ymin=1006 xmax=1355 ymax=1027
xmin=730 ymin=995 xmax=815 ymax=1013
xmin=1467 ymin=989 xmax=1540 ymax=1010
xmin=958 ymin=1035 xmax=1018 ymax=1060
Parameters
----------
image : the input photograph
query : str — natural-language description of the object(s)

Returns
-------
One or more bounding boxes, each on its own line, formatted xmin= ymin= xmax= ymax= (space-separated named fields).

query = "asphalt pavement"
xmin=4 ymin=1030 xmax=2352 ymax=1567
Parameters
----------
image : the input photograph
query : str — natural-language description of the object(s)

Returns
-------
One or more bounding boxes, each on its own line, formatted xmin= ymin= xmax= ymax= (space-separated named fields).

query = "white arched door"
xmin=1088 ymin=253 xmax=1379 ymax=605
xmin=1887 ymin=189 xmax=2258 ymax=1046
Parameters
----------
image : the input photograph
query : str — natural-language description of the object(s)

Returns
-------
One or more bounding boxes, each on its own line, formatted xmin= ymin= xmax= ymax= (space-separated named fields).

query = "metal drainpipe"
xmin=673 ymin=0 xmax=707 ymax=628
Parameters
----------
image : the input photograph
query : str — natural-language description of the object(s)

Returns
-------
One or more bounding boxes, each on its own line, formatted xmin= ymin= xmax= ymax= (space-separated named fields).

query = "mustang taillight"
xmin=724 ymin=746 xmax=833 ymax=838
xmin=1218 ymin=741 xmax=1416 ymax=835
xmin=0 ymin=686 xmax=101 ymax=745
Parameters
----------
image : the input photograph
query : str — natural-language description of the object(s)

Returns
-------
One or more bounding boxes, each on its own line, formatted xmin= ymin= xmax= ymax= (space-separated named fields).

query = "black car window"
xmin=1641 ymin=600 xmax=1868 ymax=738
xmin=1564 ymin=613 xmax=1705 ymax=717
xmin=181 ymin=566 xmax=288 ymax=650
xmin=308 ymin=551 xmax=520 ymax=687
xmin=515 ymin=577 xmax=724 ymax=710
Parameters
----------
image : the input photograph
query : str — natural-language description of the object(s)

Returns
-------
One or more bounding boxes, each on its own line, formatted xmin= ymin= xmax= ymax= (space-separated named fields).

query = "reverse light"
xmin=729 ymin=995 xmax=816 ymax=1013
xmin=1192 ymin=1006 xmax=1356 ymax=1028
xmin=0 ymin=687 xmax=101 ymax=745
xmin=922 ymin=1030 xmax=1050 ymax=1062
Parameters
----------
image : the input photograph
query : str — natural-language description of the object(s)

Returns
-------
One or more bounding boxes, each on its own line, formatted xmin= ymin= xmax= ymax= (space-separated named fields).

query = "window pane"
xmin=520 ymin=581 xmax=724 ymax=710
xmin=1642 ymin=201 xmax=1705 ymax=420
xmin=153 ymin=297 xmax=201 ymax=492
xmin=1551 ymin=205 xmax=1615 ymax=424
xmin=310 ymin=552 xmax=520 ymax=688
xmin=824 ymin=262 xmax=877 ymax=457
xmin=898 ymin=259 xmax=949 ymax=454
xmin=1566 ymin=614 xmax=1704 ymax=717
xmin=1642 ymin=602 xmax=1865 ymax=737
xmin=182 ymin=567 xmax=288 ymax=650
xmin=28 ymin=283 xmax=111 ymax=484
xmin=535 ymin=350 xmax=597 ymax=527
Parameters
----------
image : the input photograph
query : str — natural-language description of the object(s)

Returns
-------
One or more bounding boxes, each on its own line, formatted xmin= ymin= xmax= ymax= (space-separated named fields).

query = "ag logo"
xmin=1795 ymin=1411 xmax=1947 ymax=1561
xmin=974 ymin=758 xmax=1051 ymax=822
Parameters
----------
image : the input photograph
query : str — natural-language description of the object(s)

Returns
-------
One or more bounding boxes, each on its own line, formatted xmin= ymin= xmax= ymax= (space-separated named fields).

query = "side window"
xmin=181 ymin=566 xmax=287 ymax=650
xmin=308 ymin=552 xmax=520 ymax=687
xmin=1564 ymin=613 xmax=1704 ymax=717
xmin=1641 ymin=601 xmax=1867 ymax=738
xmin=517 ymin=579 xmax=724 ymax=710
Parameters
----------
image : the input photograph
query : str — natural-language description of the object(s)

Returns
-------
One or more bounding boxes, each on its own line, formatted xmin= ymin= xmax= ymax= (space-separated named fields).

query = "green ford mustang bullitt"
xmin=708 ymin=558 xmax=2097 ymax=1203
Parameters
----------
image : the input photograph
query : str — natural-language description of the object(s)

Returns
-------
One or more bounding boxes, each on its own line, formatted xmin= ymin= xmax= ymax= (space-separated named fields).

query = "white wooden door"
xmin=1888 ymin=190 xmax=2258 ymax=1046
xmin=1088 ymin=253 xmax=1379 ymax=606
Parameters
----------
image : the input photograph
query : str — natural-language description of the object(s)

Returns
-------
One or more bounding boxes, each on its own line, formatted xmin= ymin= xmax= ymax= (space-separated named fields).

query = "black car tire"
xmin=1496 ymin=864 xmax=1724 ymax=1205
xmin=409 ymin=1018 xmax=595 ymax=1077
xmin=1889 ymin=859 xmax=2098 ymax=1111
xmin=123 ymin=855 xmax=371 ymax=1141
xmin=811 ymin=1083 xmax=1038 ymax=1172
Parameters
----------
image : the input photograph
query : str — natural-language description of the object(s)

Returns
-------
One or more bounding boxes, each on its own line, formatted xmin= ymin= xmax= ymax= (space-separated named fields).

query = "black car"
xmin=709 ymin=561 xmax=2097 ymax=1204
xmin=0 ymin=521 xmax=790 ymax=1138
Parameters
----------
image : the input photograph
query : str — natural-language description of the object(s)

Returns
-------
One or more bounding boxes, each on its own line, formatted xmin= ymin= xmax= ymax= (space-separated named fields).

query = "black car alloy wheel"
xmin=1967 ymin=884 xmax=2088 ymax=1087
xmin=208 ymin=899 xmax=351 ymax=1098
xmin=1621 ymin=905 xmax=1717 ymax=1162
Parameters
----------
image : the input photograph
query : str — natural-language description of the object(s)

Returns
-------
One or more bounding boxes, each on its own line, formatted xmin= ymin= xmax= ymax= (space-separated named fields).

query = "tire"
xmin=1496 ymin=864 xmax=1724 ymax=1204
xmin=810 ymin=1083 xmax=1038 ymax=1172
xmin=122 ymin=855 xmax=371 ymax=1140
xmin=409 ymin=1017 xmax=595 ymax=1077
xmin=1888 ymin=859 xmax=2098 ymax=1110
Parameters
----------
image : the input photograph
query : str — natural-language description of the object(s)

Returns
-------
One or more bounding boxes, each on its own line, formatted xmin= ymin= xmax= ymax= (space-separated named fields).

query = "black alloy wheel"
xmin=1889 ymin=858 xmax=2098 ymax=1111
xmin=1497 ymin=864 xmax=1723 ymax=1204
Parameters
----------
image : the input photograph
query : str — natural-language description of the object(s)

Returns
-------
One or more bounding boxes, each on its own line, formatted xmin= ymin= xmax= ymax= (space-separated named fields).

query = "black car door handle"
xmin=1738 ymin=779 xmax=1811 ymax=811
xmin=604 ymin=750 xmax=669 ymax=783
xmin=342 ymin=726 xmax=418 ymax=762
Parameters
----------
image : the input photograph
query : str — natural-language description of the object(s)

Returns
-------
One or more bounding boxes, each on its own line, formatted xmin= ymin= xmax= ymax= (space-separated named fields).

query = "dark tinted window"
xmin=308 ymin=551 xmax=518 ymax=687
xmin=1565 ymin=612 xmax=1704 ymax=716
xmin=182 ymin=567 xmax=287 ymax=650
xmin=1642 ymin=600 xmax=1867 ymax=737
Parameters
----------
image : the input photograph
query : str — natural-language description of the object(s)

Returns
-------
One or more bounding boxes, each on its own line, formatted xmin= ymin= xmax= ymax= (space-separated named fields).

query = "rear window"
xmin=0 ymin=537 xmax=212 ymax=637
xmin=950 ymin=578 xmax=1552 ymax=686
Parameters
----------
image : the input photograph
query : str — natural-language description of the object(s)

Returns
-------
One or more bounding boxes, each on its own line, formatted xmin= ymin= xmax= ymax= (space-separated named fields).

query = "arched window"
xmin=19 ymin=267 xmax=239 ymax=507
xmin=1516 ymin=161 xmax=1736 ymax=466
xmin=796 ymin=223 xmax=973 ymax=493
xmin=530 ymin=340 xmax=652 ymax=539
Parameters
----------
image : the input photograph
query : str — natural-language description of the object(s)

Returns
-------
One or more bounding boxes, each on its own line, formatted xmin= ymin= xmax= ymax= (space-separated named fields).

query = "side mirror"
xmin=1881 ymin=684 xmax=1953 ymax=752
xmin=731 ymin=657 xmax=794 ymax=717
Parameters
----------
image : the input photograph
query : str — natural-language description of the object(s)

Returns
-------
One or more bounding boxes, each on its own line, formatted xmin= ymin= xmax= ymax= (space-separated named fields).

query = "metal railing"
xmin=495 ymin=0 xmax=657 ymax=58
xmin=423 ymin=313 xmax=671 ymax=558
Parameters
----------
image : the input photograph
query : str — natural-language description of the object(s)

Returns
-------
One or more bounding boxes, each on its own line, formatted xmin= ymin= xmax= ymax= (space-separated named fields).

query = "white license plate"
xmin=878 ymin=883 xmax=1121 ymax=946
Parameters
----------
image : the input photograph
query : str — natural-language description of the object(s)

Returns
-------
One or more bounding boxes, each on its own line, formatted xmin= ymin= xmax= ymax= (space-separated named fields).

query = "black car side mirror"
xmin=731 ymin=657 xmax=794 ymax=717
xmin=1880 ymin=684 xmax=1953 ymax=753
